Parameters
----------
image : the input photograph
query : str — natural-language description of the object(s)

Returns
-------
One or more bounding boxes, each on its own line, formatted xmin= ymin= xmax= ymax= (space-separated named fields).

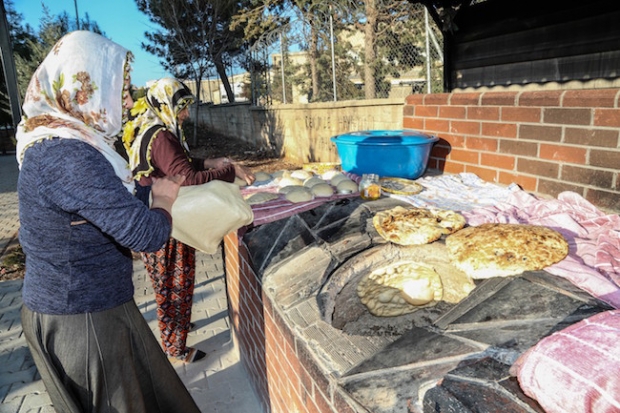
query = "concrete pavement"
xmin=0 ymin=154 xmax=262 ymax=413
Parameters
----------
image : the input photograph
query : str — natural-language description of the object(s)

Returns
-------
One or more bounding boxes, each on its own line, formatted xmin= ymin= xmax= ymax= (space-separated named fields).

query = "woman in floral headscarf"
xmin=124 ymin=77 xmax=254 ymax=363
xmin=17 ymin=31 xmax=200 ymax=413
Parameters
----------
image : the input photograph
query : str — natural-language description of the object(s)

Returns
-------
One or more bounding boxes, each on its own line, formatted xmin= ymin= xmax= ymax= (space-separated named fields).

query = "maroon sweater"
xmin=137 ymin=130 xmax=236 ymax=187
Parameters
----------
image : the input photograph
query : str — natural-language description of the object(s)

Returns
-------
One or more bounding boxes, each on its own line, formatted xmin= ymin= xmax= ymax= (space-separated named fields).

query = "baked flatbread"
xmin=380 ymin=177 xmax=423 ymax=195
xmin=445 ymin=223 xmax=569 ymax=279
xmin=373 ymin=206 xmax=466 ymax=245
xmin=357 ymin=261 xmax=443 ymax=317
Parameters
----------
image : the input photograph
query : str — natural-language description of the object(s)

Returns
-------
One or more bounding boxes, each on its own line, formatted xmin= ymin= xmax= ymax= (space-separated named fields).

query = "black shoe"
xmin=178 ymin=347 xmax=206 ymax=363
xmin=187 ymin=348 xmax=206 ymax=363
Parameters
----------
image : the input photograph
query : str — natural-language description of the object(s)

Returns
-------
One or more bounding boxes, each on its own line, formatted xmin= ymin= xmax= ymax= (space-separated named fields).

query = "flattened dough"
xmin=357 ymin=261 xmax=443 ymax=317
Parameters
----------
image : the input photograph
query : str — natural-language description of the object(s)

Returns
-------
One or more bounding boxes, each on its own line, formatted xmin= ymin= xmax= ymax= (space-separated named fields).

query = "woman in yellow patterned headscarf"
xmin=124 ymin=78 xmax=254 ymax=363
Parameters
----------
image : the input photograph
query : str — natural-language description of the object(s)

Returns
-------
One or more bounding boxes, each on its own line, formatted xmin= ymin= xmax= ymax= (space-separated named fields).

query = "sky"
xmin=13 ymin=0 xmax=172 ymax=87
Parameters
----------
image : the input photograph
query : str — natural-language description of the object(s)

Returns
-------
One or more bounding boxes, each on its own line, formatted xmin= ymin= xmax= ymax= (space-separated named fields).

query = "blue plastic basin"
xmin=330 ymin=130 xmax=439 ymax=179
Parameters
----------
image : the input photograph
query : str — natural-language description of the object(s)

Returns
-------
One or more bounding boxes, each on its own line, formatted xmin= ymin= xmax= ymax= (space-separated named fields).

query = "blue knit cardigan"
xmin=18 ymin=139 xmax=172 ymax=315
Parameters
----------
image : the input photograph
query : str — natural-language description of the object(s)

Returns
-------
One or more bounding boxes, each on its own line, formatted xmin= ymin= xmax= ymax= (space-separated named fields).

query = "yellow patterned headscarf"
xmin=15 ymin=30 xmax=135 ymax=191
xmin=123 ymin=78 xmax=195 ymax=180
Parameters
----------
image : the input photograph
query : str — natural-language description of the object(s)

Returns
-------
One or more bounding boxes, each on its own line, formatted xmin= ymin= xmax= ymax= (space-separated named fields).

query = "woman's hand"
xmin=150 ymin=174 xmax=186 ymax=213
xmin=234 ymin=163 xmax=255 ymax=185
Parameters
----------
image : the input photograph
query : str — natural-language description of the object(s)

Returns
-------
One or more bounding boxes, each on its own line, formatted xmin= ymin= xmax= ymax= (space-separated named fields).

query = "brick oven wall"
xmin=223 ymin=232 xmax=357 ymax=413
xmin=404 ymin=89 xmax=620 ymax=212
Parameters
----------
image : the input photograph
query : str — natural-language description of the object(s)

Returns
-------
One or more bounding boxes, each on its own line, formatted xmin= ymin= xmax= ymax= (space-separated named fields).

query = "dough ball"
xmin=278 ymin=176 xmax=304 ymax=187
xmin=285 ymin=187 xmax=314 ymax=203
xmin=329 ymin=172 xmax=348 ymax=186
xmin=253 ymin=171 xmax=272 ymax=183
xmin=336 ymin=179 xmax=358 ymax=194
xmin=278 ymin=185 xmax=306 ymax=194
xmin=311 ymin=183 xmax=334 ymax=198
xmin=271 ymin=170 xmax=286 ymax=179
xmin=303 ymin=177 xmax=325 ymax=188
xmin=245 ymin=192 xmax=279 ymax=205
xmin=291 ymin=169 xmax=314 ymax=180
xmin=321 ymin=169 xmax=342 ymax=181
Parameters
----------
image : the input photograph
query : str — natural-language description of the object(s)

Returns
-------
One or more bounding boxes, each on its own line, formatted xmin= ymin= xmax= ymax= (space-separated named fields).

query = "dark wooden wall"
xmin=445 ymin=0 xmax=620 ymax=90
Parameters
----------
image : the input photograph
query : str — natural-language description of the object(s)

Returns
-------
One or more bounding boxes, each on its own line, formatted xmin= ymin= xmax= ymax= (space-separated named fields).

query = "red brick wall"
xmin=223 ymin=233 xmax=356 ymax=413
xmin=404 ymin=89 xmax=620 ymax=212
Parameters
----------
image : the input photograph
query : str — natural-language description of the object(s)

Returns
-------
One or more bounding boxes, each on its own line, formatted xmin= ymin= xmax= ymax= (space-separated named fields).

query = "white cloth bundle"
xmin=167 ymin=180 xmax=254 ymax=254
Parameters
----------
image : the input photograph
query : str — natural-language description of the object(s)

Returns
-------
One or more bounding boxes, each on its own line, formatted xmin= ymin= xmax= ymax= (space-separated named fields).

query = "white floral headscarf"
xmin=123 ymin=78 xmax=195 ymax=180
xmin=16 ymin=30 xmax=135 ymax=191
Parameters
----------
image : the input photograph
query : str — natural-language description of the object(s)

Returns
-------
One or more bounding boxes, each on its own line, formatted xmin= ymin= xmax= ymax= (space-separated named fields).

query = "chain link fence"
xmin=191 ymin=2 xmax=444 ymax=106
xmin=244 ymin=1 xmax=444 ymax=106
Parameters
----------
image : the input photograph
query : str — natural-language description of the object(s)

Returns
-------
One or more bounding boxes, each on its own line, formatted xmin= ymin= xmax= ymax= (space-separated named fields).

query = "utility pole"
xmin=0 ymin=0 xmax=22 ymax=127
xmin=74 ymin=0 xmax=80 ymax=29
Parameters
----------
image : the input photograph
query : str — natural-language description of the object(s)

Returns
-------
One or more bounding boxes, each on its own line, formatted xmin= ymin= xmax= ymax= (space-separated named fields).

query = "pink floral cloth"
xmin=511 ymin=309 xmax=620 ymax=413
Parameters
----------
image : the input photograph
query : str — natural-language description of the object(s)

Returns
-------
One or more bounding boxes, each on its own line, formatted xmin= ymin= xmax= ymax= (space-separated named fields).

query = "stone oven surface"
xmin=241 ymin=196 xmax=611 ymax=412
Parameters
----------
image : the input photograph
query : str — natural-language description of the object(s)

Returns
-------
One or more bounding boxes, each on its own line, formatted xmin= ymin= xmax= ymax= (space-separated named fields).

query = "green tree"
xmin=232 ymin=0 xmax=333 ymax=103
xmin=0 ymin=0 xmax=35 ymax=126
xmin=232 ymin=0 xmax=432 ymax=103
xmin=136 ymin=0 xmax=249 ymax=144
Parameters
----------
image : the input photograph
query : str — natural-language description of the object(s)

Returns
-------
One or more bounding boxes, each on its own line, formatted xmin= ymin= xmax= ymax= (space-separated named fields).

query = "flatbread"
xmin=357 ymin=261 xmax=443 ymax=317
xmin=373 ymin=206 xmax=466 ymax=245
xmin=245 ymin=192 xmax=279 ymax=205
xmin=445 ymin=223 xmax=569 ymax=279
xmin=379 ymin=177 xmax=423 ymax=195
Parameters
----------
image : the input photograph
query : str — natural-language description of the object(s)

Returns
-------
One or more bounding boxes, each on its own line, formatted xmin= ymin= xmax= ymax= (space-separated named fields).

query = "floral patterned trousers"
xmin=142 ymin=237 xmax=195 ymax=358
